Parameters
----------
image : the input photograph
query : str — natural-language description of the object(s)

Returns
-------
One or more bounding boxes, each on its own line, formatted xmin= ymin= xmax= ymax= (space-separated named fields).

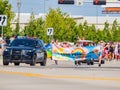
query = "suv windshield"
xmin=10 ymin=39 xmax=36 ymax=47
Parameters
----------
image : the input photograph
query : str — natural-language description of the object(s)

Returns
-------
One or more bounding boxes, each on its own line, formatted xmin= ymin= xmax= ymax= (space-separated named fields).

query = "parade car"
xmin=3 ymin=38 xmax=47 ymax=66
xmin=74 ymin=40 xmax=105 ymax=66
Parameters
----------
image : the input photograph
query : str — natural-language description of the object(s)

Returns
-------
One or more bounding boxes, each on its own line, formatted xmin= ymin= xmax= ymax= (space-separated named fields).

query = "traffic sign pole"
xmin=2 ymin=26 xmax=4 ymax=39
xmin=47 ymin=28 xmax=53 ymax=43
xmin=0 ymin=15 xmax=7 ymax=39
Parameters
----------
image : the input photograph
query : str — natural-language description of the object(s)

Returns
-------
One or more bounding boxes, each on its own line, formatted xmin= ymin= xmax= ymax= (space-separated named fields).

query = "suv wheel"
xmin=3 ymin=59 xmax=9 ymax=66
xmin=30 ymin=55 xmax=36 ymax=66
xmin=14 ymin=62 xmax=20 ymax=66
xmin=40 ymin=55 xmax=47 ymax=66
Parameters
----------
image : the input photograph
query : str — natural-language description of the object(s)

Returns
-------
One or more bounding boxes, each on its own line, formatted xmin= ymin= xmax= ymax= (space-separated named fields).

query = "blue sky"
xmin=9 ymin=0 xmax=120 ymax=16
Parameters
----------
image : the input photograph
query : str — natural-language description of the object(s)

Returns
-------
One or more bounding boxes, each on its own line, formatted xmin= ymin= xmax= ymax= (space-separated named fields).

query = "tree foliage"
xmin=45 ymin=8 xmax=76 ymax=42
xmin=0 ymin=0 xmax=14 ymax=37
xmin=23 ymin=8 xmax=120 ymax=43
xmin=23 ymin=12 xmax=45 ymax=40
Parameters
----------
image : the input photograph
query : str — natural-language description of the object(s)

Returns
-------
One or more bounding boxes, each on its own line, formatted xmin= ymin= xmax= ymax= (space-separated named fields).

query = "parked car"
xmin=3 ymin=38 xmax=47 ymax=66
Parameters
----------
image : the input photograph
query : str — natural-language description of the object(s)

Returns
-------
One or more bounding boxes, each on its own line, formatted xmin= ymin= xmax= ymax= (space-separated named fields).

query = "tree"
xmin=14 ymin=22 xmax=20 ymax=35
xmin=23 ymin=8 xmax=120 ymax=43
xmin=112 ymin=19 xmax=120 ymax=41
xmin=0 ymin=0 xmax=14 ymax=37
xmin=23 ymin=11 xmax=45 ymax=40
xmin=102 ymin=21 xmax=112 ymax=42
xmin=45 ymin=8 xmax=76 ymax=42
xmin=112 ymin=19 xmax=118 ymax=31
xmin=75 ymin=23 xmax=83 ymax=40
xmin=103 ymin=21 xmax=109 ymax=31
xmin=24 ymin=11 xmax=36 ymax=37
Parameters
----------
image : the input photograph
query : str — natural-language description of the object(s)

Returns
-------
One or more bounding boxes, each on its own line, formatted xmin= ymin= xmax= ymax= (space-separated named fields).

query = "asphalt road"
xmin=0 ymin=57 xmax=120 ymax=90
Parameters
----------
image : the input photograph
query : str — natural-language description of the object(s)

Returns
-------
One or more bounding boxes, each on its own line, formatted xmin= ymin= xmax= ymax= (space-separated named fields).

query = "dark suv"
xmin=3 ymin=38 xmax=47 ymax=66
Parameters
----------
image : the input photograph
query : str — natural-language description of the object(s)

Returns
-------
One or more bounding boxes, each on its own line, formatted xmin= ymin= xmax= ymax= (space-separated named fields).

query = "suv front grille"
xmin=11 ymin=49 xmax=22 ymax=60
xmin=12 ymin=49 xmax=22 ymax=55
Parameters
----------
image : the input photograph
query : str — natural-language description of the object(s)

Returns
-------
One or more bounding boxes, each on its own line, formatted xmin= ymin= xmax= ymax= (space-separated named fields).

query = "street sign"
xmin=76 ymin=0 xmax=83 ymax=6
xmin=47 ymin=28 xmax=53 ymax=35
xmin=0 ymin=15 xmax=7 ymax=26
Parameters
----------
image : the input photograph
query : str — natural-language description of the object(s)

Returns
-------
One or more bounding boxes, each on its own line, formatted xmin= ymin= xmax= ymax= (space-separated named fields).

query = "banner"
xmin=45 ymin=43 xmax=52 ymax=58
xmin=52 ymin=44 xmax=101 ymax=61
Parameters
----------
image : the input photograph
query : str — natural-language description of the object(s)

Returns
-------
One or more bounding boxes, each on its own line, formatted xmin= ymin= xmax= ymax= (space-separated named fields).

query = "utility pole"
xmin=17 ymin=0 xmax=21 ymax=33
xmin=96 ymin=5 xmax=98 ymax=29
xmin=44 ymin=0 xmax=46 ymax=19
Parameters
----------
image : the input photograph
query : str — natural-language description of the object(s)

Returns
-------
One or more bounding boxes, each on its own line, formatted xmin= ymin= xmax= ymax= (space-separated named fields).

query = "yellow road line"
xmin=0 ymin=70 xmax=120 ymax=82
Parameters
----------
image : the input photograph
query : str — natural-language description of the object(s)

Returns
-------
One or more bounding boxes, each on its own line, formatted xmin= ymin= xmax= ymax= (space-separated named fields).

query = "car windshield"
xmin=10 ymin=39 xmax=36 ymax=47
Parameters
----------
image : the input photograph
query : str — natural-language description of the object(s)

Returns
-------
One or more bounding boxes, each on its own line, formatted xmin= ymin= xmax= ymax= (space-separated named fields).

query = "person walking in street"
xmin=0 ymin=35 xmax=6 ymax=55
xmin=52 ymin=39 xmax=59 ymax=65
xmin=10 ymin=34 xmax=15 ymax=44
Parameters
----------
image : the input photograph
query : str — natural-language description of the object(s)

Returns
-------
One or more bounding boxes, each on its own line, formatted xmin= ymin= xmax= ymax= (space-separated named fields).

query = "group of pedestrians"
xmin=0 ymin=35 xmax=6 ymax=55
xmin=51 ymin=39 xmax=59 ymax=65
xmin=0 ymin=34 xmax=15 ymax=55
xmin=51 ymin=38 xmax=120 ymax=66
xmin=103 ymin=42 xmax=120 ymax=61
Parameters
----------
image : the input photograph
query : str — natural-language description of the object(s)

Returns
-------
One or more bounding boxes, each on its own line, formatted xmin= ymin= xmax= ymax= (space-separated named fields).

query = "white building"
xmin=11 ymin=13 xmax=120 ymax=31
